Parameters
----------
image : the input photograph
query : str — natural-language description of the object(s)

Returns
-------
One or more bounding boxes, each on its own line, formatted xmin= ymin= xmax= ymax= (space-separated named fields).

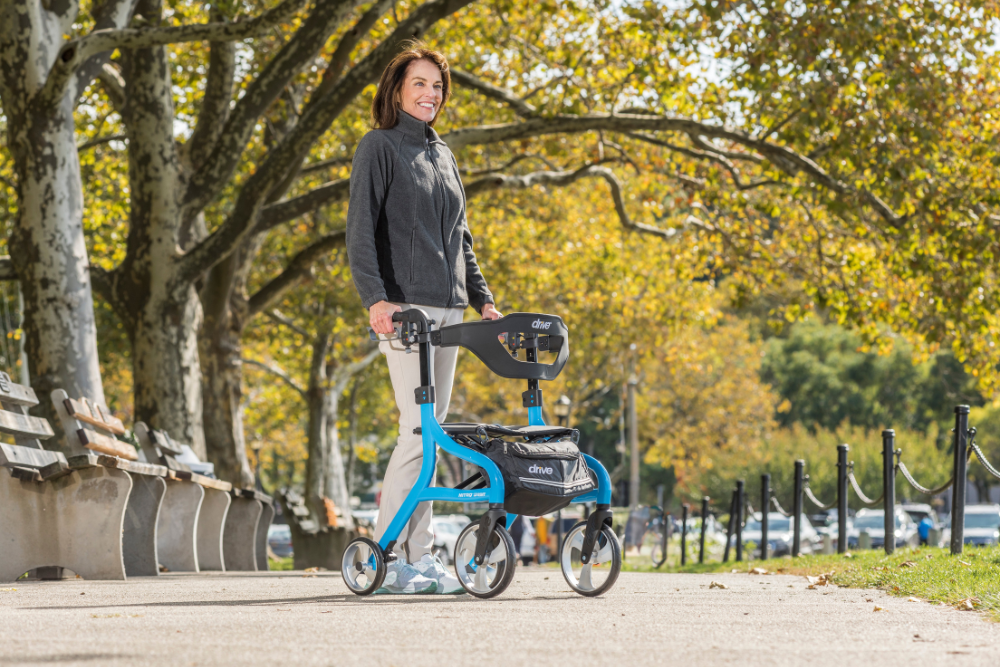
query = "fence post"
xmin=723 ymin=490 xmax=736 ymax=563
xmin=837 ymin=444 xmax=849 ymax=554
xmin=882 ymin=429 xmax=896 ymax=555
xmin=792 ymin=460 xmax=804 ymax=557
xmin=699 ymin=496 xmax=708 ymax=564
xmin=735 ymin=480 xmax=745 ymax=562
xmin=760 ymin=474 xmax=770 ymax=561
xmin=951 ymin=405 xmax=970 ymax=555
xmin=680 ymin=503 xmax=689 ymax=566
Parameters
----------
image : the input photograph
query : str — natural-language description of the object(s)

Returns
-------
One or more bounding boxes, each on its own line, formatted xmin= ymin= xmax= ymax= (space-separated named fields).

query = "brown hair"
xmin=371 ymin=41 xmax=451 ymax=129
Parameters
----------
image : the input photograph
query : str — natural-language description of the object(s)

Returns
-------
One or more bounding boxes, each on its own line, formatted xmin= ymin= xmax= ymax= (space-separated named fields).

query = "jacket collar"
xmin=395 ymin=109 xmax=445 ymax=145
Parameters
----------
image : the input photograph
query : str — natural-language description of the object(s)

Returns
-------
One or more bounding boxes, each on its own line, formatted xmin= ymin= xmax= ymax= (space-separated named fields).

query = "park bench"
xmin=0 ymin=375 xmax=134 ymax=582
xmin=134 ymin=423 xmax=273 ymax=572
xmin=134 ymin=423 xmax=233 ymax=572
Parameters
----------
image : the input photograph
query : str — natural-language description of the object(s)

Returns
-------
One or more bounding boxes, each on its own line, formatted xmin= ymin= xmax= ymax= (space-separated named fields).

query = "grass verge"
xmin=624 ymin=546 xmax=1000 ymax=619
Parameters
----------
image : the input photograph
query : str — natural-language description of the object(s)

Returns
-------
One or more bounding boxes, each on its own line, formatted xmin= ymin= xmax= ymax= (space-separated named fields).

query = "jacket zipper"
xmin=426 ymin=134 xmax=454 ymax=307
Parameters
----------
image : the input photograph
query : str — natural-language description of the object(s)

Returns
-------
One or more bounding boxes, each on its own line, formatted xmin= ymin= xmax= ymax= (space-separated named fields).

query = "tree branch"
xmin=175 ymin=0 xmax=476 ymax=284
xmin=265 ymin=309 xmax=311 ymax=338
xmin=186 ymin=18 xmax=237 ymax=170
xmin=299 ymin=156 xmax=353 ymax=175
xmin=95 ymin=62 xmax=127 ymax=111
xmin=450 ymin=68 xmax=537 ymax=118
xmin=183 ymin=0 xmax=363 ymax=216
xmin=443 ymin=114 xmax=906 ymax=228
xmin=460 ymin=153 xmax=556 ymax=176
xmin=242 ymin=358 xmax=306 ymax=397
xmin=77 ymin=133 xmax=127 ymax=151
xmin=248 ymin=230 xmax=347 ymax=316
xmin=35 ymin=0 xmax=309 ymax=114
xmin=309 ymin=0 xmax=396 ymax=102
xmin=257 ymin=179 xmax=350 ymax=232
xmin=465 ymin=164 xmax=699 ymax=239
xmin=331 ymin=347 xmax=381 ymax=390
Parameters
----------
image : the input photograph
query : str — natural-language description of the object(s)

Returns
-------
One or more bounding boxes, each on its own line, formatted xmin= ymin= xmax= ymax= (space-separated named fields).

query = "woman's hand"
xmin=369 ymin=300 xmax=402 ymax=335
xmin=481 ymin=303 xmax=502 ymax=320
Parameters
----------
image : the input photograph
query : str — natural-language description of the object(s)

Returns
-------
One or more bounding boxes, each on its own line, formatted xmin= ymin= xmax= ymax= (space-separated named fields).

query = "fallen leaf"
xmin=900 ymin=561 xmax=917 ymax=568
xmin=959 ymin=560 xmax=971 ymax=567
xmin=749 ymin=567 xmax=768 ymax=575
xmin=320 ymin=611 xmax=332 ymax=614
xmin=159 ymin=565 xmax=170 ymax=573
xmin=0 ymin=588 xmax=16 ymax=592
xmin=731 ymin=569 xmax=739 ymax=573
xmin=302 ymin=574 xmax=317 ymax=578
xmin=955 ymin=598 xmax=978 ymax=611
xmin=865 ymin=598 xmax=873 ymax=602
xmin=303 ymin=567 xmax=324 ymax=573
xmin=873 ymin=606 xmax=884 ymax=612
xmin=709 ymin=581 xmax=728 ymax=590
xmin=807 ymin=585 xmax=817 ymax=590
xmin=907 ymin=597 xmax=923 ymax=602
xmin=924 ymin=554 xmax=934 ymax=560
xmin=844 ymin=552 xmax=853 ymax=558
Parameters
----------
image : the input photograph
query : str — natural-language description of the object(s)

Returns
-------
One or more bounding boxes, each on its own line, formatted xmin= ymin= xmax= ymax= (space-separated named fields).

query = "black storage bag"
xmin=479 ymin=437 xmax=596 ymax=516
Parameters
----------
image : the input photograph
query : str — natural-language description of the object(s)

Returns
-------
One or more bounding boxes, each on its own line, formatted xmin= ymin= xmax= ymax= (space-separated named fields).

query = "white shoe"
xmin=413 ymin=553 xmax=465 ymax=594
xmin=374 ymin=559 xmax=437 ymax=595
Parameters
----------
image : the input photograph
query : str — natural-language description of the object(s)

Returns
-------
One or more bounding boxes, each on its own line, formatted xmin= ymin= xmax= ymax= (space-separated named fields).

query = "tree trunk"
xmin=0 ymin=0 xmax=107 ymax=449
xmin=304 ymin=332 xmax=331 ymax=522
xmin=115 ymin=0 xmax=206 ymax=456
xmin=198 ymin=245 xmax=255 ymax=487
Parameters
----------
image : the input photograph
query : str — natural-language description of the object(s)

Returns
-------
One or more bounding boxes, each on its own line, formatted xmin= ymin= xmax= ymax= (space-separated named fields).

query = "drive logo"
xmin=531 ymin=319 xmax=552 ymax=330
xmin=528 ymin=464 xmax=553 ymax=475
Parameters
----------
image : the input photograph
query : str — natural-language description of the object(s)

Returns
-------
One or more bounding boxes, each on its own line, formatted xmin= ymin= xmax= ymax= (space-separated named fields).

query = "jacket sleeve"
xmin=346 ymin=132 xmax=393 ymax=309
xmin=451 ymin=154 xmax=494 ymax=313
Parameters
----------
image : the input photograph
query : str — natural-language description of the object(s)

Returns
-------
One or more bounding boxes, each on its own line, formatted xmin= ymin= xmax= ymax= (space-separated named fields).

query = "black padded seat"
xmin=413 ymin=423 xmax=577 ymax=440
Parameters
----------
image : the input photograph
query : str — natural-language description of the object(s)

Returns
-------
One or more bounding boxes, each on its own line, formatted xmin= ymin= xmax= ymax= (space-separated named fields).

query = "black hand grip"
xmin=391 ymin=308 xmax=431 ymax=332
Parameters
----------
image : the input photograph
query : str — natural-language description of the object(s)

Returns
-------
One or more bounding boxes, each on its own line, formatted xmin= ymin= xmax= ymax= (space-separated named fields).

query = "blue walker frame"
xmin=376 ymin=315 xmax=613 ymax=555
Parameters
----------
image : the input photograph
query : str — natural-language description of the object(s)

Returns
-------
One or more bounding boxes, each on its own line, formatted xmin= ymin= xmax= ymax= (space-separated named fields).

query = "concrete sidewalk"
xmin=1 ymin=569 xmax=996 ymax=666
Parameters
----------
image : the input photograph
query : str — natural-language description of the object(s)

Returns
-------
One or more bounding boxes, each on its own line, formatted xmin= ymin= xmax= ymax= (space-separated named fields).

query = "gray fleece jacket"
xmin=346 ymin=110 xmax=494 ymax=312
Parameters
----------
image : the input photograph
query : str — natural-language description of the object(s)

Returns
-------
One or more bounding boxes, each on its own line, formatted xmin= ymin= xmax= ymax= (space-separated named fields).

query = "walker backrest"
xmin=435 ymin=312 xmax=569 ymax=381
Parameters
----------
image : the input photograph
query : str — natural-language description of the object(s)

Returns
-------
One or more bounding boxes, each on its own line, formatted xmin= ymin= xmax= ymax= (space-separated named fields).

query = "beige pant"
xmin=374 ymin=303 xmax=465 ymax=562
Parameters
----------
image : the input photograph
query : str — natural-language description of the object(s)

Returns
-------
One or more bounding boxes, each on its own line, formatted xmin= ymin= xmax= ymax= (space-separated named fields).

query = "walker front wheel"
xmin=560 ymin=521 xmax=622 ymax=597
xmin=454 ymin=522 xmax=516 ymax=599
xmin=341 ymin=537 xmax=386 ymax=596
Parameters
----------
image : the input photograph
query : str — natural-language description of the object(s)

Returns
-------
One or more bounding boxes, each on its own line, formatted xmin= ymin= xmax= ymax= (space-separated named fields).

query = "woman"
xmin=346 ymin=43 xmax=501 ymax=594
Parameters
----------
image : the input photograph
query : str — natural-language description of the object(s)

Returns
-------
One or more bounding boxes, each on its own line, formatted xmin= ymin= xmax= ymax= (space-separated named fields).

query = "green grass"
xmin=624 ymin=545 xmax=1000 ymax=619
xmin=268 ymin=556 xmax=295 ymax=571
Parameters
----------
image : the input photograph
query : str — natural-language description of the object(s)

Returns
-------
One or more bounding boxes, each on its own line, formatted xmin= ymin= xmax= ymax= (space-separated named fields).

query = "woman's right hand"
xmin=369 ymin=300 xmax=402 ymax=335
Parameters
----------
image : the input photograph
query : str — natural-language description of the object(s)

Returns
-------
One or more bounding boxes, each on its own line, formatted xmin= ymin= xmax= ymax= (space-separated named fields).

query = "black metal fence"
xmin=715 ymin=404 xmax=1000 ymax=561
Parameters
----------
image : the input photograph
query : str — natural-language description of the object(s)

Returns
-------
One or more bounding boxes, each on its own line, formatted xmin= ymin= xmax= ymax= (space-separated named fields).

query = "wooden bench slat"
xmin=0 ymin=442 xmax=67 ymax=469
xmin=63 ymin=397 xmax=126 ymax=435
xmin=0 ymin=372 xmax=40 ymax=407
xmin=0 ymin=409 xmax=54 ymax=439
xmin=77 ymin=429 xmax=138 ymax=461
xmin=170 ymin=469 xmax=232 ymax=491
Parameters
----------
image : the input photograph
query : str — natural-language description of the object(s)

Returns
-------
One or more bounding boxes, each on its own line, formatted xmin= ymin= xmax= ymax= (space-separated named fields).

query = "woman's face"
xmin=399 ymin=58 xmax=443 ymax=123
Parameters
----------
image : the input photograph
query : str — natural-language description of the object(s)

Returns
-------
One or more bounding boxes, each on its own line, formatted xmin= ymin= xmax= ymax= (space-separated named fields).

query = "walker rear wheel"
xmin=560 ymin=521 xmax=621 ymax=597
xmin=341 ymin=537 xmax=386 ymax=596
xmin=454 ymin=522 xmax=516 ymax=599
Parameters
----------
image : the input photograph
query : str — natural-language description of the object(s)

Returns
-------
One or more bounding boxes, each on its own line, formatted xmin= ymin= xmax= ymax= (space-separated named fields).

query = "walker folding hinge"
xmin=522 ymin=388 xmax=542 ymax=408
xmin=414 ymin=386 xmax=435 ymax=405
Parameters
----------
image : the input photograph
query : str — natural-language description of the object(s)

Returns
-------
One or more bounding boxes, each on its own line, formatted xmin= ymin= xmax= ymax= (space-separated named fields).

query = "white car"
xmin=431 ymin=514 xmax=471 ymax=564
xmin=960 ymin=504 xmax=1000 ymax=547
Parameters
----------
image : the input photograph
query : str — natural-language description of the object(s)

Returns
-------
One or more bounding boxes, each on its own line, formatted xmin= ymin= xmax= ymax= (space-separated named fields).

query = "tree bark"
xmin=0 ymin=0 xmax=109 ymax=449
xmin=113 ymin=0 xmax=206 ymax=456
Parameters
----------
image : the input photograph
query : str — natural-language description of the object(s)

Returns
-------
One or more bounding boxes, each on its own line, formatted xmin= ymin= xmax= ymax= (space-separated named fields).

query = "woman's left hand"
xmin=481 ymin=303 xmax=502 ymax=320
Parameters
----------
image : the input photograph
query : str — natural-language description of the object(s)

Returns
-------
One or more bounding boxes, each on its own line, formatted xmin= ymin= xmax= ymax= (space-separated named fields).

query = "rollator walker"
xmin=342 ymin=310 xmax=622 ymax=599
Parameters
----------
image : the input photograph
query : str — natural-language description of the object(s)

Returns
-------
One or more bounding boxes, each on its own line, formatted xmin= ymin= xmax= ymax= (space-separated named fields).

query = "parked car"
xmin=847 ymin=507 xmax=919 ymax=549
xmin=267 ymin=523 xmax=293 ymax=558
xmin=959 ymin=504 xmax=1000 ymax=547
xmin=430 ymin=514 xmax=472 ymax=564
xmin=736 ymin=512 xmax=820 ymax=557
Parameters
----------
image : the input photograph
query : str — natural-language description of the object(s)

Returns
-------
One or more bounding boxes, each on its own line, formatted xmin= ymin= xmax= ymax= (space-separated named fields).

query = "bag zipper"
xmin=518 ymin=477 xmax=594 ymax=490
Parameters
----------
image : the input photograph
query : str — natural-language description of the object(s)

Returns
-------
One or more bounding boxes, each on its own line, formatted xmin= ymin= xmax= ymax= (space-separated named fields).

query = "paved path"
xmin=1 ymin=569 xmax=997 ymax=666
